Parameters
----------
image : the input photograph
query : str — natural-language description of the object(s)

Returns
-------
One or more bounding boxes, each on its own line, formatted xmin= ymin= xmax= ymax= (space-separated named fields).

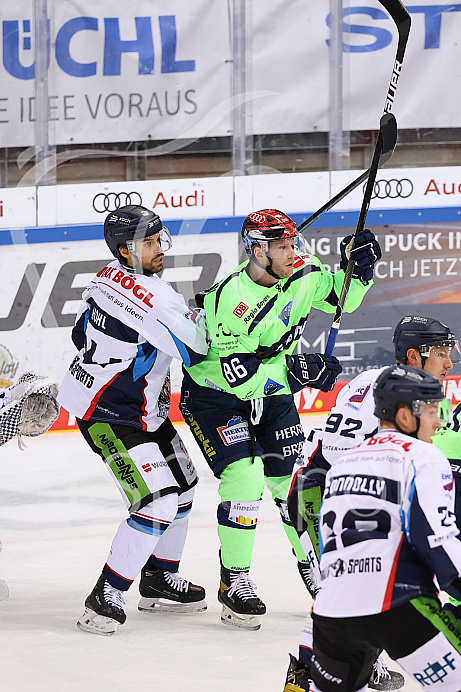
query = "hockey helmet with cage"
xmin=103 ymin=205 xmax=172 ymax=266
xmin=373 ymin=364 xmax=449 ymax=431
xmin=241 ymin=209 xmax=299 ymax=256
xmin=393 ymin=316 xmax=460 ymax=364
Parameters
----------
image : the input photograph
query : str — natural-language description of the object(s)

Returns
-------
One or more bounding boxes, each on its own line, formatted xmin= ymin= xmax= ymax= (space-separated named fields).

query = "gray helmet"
xmin=103 ymin=205 xmax=171 ymax=266
xmin=393 ymin=316 xmax=459 ymax=363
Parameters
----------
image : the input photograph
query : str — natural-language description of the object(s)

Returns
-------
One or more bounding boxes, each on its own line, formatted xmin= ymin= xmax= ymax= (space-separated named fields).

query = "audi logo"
xmin=93 ymin=191 xmax=143 ymax=213
xmin=366 ymin=178 xmax=414 ymax=199
xmin=249 ymin=213 xmax=265 ymax=223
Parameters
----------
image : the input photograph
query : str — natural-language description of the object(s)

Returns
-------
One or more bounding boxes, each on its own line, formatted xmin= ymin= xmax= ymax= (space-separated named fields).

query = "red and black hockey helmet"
xmin=241 ymin=209 xmax=299 ymax=255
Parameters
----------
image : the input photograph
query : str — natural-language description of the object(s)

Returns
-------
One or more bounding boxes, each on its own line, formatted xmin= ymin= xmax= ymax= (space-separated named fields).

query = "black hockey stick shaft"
xmin=325 ymin=0 xmax=411 ymax=357
xmin=297 ymin=129 xmax=396 ymax=234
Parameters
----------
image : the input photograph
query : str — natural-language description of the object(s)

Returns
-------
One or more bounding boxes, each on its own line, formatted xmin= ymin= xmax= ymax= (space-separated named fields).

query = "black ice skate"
xmin=368 ymin=656 xmax=405 ymax=691
xmin=218 ymin=561 xmax=266 ymax=631
xmin=283 ymin=653 xmax=311 ymax=692
xmin=77 ymin=574 xmax=127 ymax=636
xmin=138 ymin=567 xmax=207 ymax=613
xmin=297 ymin=561 xmax=320 ymax=600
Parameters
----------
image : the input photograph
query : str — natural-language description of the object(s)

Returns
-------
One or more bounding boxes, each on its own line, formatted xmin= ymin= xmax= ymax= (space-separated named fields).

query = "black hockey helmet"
xmin=241 ymin=209 xmax=299 ymax=256
xmin=103 ymin=205 xmax=172 ymax=266
xmin=393 ymin=316 xmax=460 ymax=364
xmin=373 ymin=364 xmax=446 ymax=426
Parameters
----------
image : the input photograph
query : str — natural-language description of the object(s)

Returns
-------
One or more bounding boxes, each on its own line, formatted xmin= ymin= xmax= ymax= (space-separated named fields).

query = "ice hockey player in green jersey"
xmin=180 ymin=208 xmax=381 ymax=630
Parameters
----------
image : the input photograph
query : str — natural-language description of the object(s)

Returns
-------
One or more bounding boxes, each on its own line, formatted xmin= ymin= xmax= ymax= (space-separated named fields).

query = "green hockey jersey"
xmin=185 ymin=252 xmax=371 ymax=400
xmin=433 ymin=402 xmax=461 ymax=463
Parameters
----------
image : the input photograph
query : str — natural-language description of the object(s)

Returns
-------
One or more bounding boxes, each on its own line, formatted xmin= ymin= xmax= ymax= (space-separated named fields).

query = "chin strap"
xmin=251 ymin=249 xmax=283 ymax=281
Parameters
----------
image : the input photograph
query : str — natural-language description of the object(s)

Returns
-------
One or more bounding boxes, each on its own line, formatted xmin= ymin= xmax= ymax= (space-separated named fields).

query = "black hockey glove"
xmin=286 ymin=353 xmax=342 ymax=393
xmin=340 ymin=228 xmax=382 ymax=285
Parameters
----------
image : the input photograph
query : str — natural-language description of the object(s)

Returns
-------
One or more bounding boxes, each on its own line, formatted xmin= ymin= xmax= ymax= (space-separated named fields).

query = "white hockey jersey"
xmin=58 ymin=260 xmax=208 ymax=431
xmin=313 ymin=429 xmax=461 ymax=618
xmin=303 ymin=367 xmax=386 ymax=469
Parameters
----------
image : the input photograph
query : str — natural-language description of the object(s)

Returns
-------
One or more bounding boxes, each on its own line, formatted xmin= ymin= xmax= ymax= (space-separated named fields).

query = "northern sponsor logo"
xmin=278 ymin=301 xmax=292 ymax=326
xmin=264 ymin=378 xmax=285 ymax=396
xmin=233 ymin=302 xmax=249 ymax=318
xmin=217 ymin=416 xmax=251 ymax=446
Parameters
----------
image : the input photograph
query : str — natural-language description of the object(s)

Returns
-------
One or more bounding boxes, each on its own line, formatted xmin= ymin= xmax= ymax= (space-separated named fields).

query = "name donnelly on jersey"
xmin=96 ymin=265 xmax=154 ymax=308
xmin=69 ymin=356 xmax=94 ymax=388
xmin=325 ymin=474 xmax=400 ymax=502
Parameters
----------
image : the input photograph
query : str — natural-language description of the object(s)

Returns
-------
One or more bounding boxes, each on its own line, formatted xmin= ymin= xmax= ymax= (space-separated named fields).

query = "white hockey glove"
xmin=0 ymin=373 xmax=60 ymax=446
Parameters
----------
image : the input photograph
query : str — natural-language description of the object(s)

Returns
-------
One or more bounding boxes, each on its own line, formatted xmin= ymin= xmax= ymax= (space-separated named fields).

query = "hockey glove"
xmin=286 ymin=353 xmax=342 ymax=393
xmin=340 ymin=228 xmax=382 ymax=285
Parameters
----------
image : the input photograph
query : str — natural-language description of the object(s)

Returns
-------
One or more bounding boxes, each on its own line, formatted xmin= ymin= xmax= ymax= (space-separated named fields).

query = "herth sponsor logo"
xmin=233 ymin=302 xmax=249 ymax=318
xmin=98 ymin=433 xmax=138 ymax=489
xmin=243 ymin=294 xmax=271 ymax=323
xmin=69 ymin=355 xmax=94 ymax=388
xmin=217 ymin=416 xmax=250 ymax=446
xmin=93 ymin=191 xmax=142 ymax=213
xmin=369 ymin=178 xmax=413 ymax=199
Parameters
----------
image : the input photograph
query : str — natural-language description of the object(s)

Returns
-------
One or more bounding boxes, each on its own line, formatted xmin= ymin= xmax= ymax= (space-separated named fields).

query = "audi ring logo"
xmin=366 ymin=178 xmax=414 ymax=199
xmin=92 ymin=191 xmax=143 ymax=213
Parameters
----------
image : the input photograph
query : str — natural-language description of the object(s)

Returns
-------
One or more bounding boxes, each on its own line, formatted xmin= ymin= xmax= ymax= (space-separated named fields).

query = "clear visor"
xmin=412 ymin=398 xmax=453 ymax=426
xmin=126 ymin=225 xmax=172 ymax=254
xmin=419 ymin=341 xmax=461 ymax=364
xmin=158 ymin=225 xmax=172 ymax=252
xmin=252 ymin=232 xmax=306 ymax=255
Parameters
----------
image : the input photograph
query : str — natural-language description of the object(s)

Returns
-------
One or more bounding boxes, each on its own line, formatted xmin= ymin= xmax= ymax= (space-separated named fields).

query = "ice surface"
xmin=0 ymin=415 xmax=420 ymax=691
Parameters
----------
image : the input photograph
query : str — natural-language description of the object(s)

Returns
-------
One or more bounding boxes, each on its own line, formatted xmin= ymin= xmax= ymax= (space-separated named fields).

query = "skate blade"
xmin=138 ymin=596 xmax=207 ymax=614
xmin=0 ymin=579 xmax=9 ymax=602
xmin=76 ymin=607 xmax=118 ymax=636
xmin=220 ymin=604 xmax=262 ymax=631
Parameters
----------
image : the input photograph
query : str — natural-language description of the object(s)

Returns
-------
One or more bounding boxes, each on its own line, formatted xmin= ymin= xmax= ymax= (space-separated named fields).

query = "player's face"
xmin=135 ymin=234 xmax=164 ymax=275
xmin=416 ymin=402 xmax=442 ymax=443
xmin=422 ymin=346 xmax=453 ymax=383
xmin=267 ymin=239 xmax=296 ymax=278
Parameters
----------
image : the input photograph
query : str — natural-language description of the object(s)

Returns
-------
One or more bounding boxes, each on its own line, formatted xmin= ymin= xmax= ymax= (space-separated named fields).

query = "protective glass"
xmin=412 ymin=398 xmax=453 ymax=427
xmin=419 ymin=341 xmax=461 ymax=364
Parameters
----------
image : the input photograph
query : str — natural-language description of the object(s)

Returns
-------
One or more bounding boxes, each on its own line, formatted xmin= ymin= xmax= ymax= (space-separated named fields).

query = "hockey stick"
xmin=324 ymin=0 xmax=411 ymax=357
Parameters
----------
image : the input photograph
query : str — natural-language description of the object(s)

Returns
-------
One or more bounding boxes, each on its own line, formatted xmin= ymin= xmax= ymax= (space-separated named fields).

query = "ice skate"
xmin=283 ymin=653 xmax=311 ymax=692
xmin=138 ymin=567 xmax=207 ymax=613
xmin=218 ymin=560 xmax=266 ymax=631
xmin=297 ymin=561 xmax=320 ymax=600
xmin=77 ymin=575 xmax=127 ymax=636
xmin=368 ymin=656 xmax=405 ymax=690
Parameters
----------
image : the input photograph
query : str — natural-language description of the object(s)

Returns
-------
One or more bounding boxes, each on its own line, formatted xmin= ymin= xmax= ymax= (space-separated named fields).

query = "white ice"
xmin=0 ymin=415 xmax=420 ymax=692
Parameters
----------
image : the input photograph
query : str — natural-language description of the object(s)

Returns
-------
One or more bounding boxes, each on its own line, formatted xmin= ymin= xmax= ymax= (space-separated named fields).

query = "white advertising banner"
xmin=37 ymin=176 xmax=235 ymax=226
xmin=0 ymin=187 xmax=36 ymax=230
xmin=1 ymin=1 xmax=461 ymax=147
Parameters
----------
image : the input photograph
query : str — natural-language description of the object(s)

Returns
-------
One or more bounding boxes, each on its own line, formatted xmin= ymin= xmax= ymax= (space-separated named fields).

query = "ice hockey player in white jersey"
xmin=309 ymin=365 xmax=461 ymax=692
xmin=284 ymin=316 xmax=460 ymax=691
xmin=0 ymin=372 xmax=60 ymax=601
xmin=58 ymin=205 xmax=209 ymax=635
